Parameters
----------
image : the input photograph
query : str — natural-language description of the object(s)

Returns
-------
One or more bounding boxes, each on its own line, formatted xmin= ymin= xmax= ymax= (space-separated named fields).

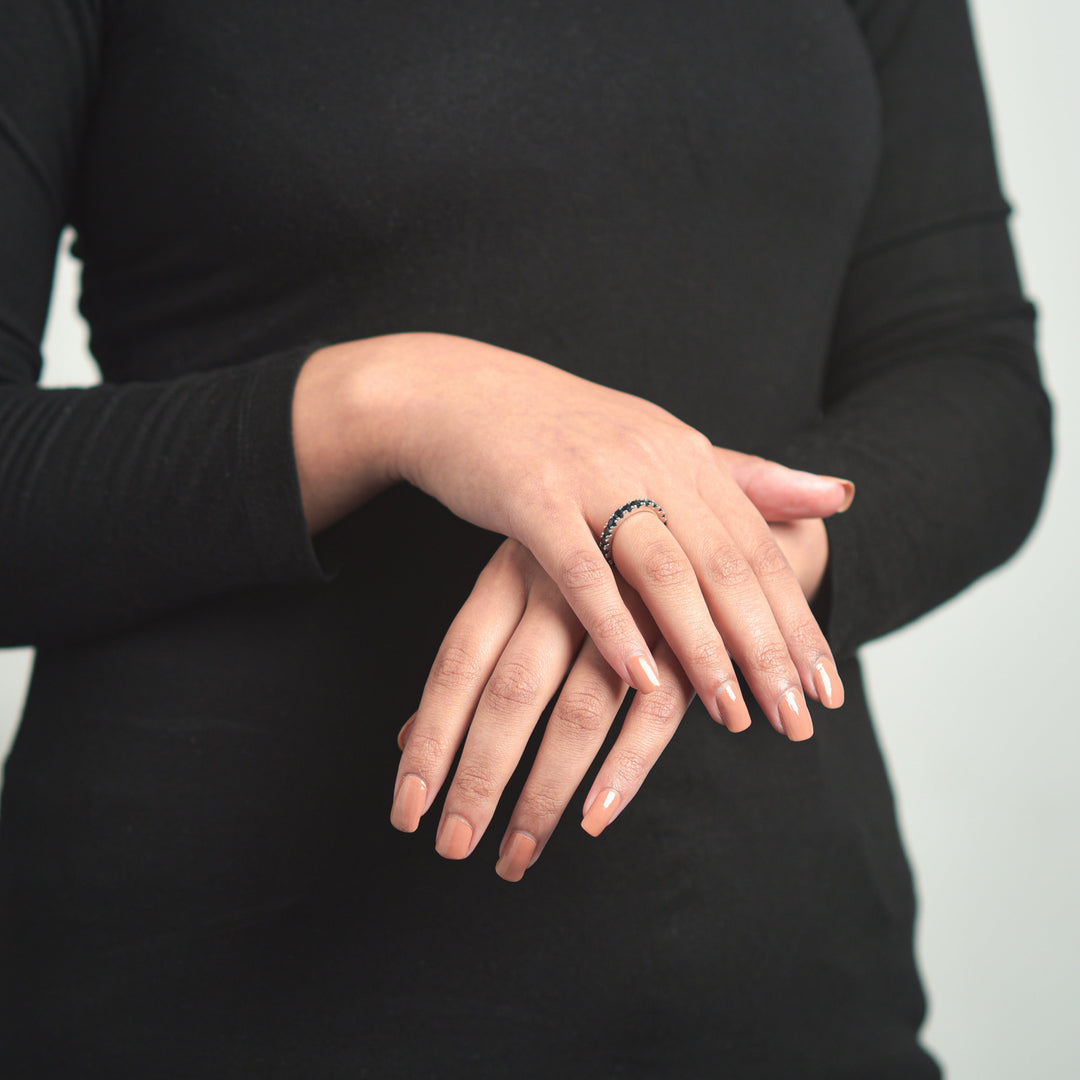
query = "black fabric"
xmin=0 ymin=1 xmax=1050 ymax=1077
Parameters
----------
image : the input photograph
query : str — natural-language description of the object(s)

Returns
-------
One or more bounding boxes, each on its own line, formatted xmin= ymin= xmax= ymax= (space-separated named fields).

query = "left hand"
xmin=768 ymin=516 xmax=830 ymax=604
xmin=391 ymin=505 xmax=836 ymax=883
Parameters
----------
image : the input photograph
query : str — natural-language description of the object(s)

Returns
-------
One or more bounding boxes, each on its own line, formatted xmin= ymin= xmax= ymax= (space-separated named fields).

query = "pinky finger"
xmin=580 ymin=637 xmax=696 ymax=837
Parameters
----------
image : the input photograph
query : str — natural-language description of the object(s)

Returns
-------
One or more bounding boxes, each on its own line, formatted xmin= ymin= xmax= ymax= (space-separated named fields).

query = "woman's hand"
xmin=392 ymin=538 xmax=695 ymax=880
xmin=393 ymin=512 xmax=836 ymax=882
xmin=296 ymin=333 xmax=849 ymax=737
xmin=768 ymin=517 xmax=831 ymax=605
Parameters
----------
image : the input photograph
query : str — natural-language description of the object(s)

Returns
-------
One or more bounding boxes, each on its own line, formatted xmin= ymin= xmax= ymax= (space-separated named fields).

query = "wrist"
xmin=291 ymin=335 xmax=417 ymax=533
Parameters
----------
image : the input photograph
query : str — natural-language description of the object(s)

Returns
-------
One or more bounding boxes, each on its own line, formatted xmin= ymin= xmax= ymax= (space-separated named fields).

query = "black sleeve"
xmin=766 ymin=0 xmax=1052 ymax=658
xmin=0 ymin=0 xmax=329 ymax=647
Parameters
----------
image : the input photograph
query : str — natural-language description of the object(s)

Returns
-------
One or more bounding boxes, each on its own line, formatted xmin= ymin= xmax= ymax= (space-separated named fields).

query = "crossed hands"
xmin=365 ymin=334 xmax=851 ymax=882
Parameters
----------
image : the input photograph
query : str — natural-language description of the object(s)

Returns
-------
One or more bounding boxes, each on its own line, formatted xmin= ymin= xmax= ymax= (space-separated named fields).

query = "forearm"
xmin=0 ymin=347 xmax=329 ymax=646
xmin=766 ymin=343 xmax=1051 ymax=656
xmin=757 ymin=0 xmax=1053 ymax=656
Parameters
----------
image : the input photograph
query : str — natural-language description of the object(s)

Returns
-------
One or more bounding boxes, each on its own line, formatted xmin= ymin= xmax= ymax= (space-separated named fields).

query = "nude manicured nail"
xmin=813 ymin=659 xmax=845 ymax=710
xmin=436 ymin=814 xmax=473 ymax=860
xmin=778 ymin=689 xmax=813 ymax=742
xmin=495 ymin=832 xmax=537 ymax=883
xmin=396 ymin=716 xmax=415 ymax=751
xmin=626 ymin=653 xmax=662 ymax=692
xmin=630 ymin=648 xmax=660 ymax=691
xmin=716 ymin=681 xmax=752 ymax=732
xmin=825 ymin=477 xmax=856 ymax=513
xmin=390 ymin=773 xmax=426 ymax=832
xmin=582 ymin=789 xmax=621 ymax=837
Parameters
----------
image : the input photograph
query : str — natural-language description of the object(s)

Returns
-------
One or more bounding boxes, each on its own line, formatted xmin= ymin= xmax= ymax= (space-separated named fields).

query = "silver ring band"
xmin=599 ymin=499 xmax=668 ymax=567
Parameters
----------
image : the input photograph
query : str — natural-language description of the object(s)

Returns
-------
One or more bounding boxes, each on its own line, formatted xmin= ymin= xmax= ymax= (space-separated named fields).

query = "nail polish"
xmin=778 ymin=689 xmax=813 ymax=741
xmin=390 ymin=773 xmax=426 ymax=832
xmin=626 ymin=654 xmax=661 ymax=692
xmin=824 ymin=477 xmax=856 ymax=513
xmin=581 ymin=789 xmax=621 ymax=837
xmin=495 ymin=832 xmax=537 ymax=883
xmin=716 ymin=681 xmax=752 ymax=732
xmin=813 ymin=659 xmax=845 ymax=710
xmin=436 ymin=814 xmax=473 ymax=860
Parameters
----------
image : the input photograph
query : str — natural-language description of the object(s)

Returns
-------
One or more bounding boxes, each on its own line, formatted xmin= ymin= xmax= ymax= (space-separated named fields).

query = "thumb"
xmin=717 ymin=448 xmax=854 ymax=521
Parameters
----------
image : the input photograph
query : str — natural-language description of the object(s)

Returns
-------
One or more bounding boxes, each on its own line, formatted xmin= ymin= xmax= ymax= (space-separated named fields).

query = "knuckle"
xmin=612 ymin=747 xmax=650 ymax=790
xmin=590 ymin=605 xmax=636 ymax=648
xmin=702 ymin=542 xmax=753 ymax=592
xmin=492 ymin=538 xmax=531 ymax=576
xmin=681 ymin=426 xmax=714 ymax=462
xmin=559 ymin=549 xmax=610 ymax=594
xmin=749 ymin=535 xmax=793 ymax=584
xmin=689 ymin=636 xmax=729 ymax=676
xmin=634 ymin=684 xmax=684 ymax=731
xmin=451 ymin=764 xmax=499 ymax=805
xmin=748 ymin=637 xmax=795 ymax=680
xmin=640 ymin=540 xmax=692 ymax=590
xmin=516 ymin=784 xmax=565 ymax=822
xmin=788 ymin=617 xmax=827 ymax=656
xmin=403 ymin=730 xmax=450 ymax=774
xmin=428 ymin=643 xmax=482 ymax=695
xmin=486 ymin=658 xmax=543 ymax=713
xmin=553 ymin=685 xmax=610 ymax=743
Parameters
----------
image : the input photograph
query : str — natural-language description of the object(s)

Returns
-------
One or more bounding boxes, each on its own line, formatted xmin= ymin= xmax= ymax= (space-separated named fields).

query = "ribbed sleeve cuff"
xmin=235 ymin=343 xmax=336 ymax=586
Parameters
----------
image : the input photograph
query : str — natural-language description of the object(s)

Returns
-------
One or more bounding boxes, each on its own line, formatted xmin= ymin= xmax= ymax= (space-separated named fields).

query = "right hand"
xmin=294 ymin=332 xmax=849 ymax=736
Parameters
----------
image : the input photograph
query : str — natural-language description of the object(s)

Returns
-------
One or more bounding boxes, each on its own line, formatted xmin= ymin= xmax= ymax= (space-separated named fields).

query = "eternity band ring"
xmin=598 ymin=499 xmax=668 ymax=567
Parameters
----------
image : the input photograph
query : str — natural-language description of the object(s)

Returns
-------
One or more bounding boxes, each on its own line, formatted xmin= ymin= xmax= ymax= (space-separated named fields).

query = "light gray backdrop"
xmin=1 ymin=2 xmax=1076 ymax=1075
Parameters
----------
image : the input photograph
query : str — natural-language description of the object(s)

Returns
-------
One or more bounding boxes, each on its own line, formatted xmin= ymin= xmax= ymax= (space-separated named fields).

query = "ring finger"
xmin=605 ymin=501 xmax=755 ymax=731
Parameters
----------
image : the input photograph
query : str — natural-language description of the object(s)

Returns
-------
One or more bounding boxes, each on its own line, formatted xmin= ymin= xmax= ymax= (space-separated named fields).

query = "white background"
xmin=1 ymin=2 xmax=1077 ymax=1075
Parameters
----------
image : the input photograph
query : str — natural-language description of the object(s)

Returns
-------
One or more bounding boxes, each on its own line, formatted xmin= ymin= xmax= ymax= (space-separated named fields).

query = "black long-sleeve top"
xmin=0 ymin=1 xmax=1051 ymax=1077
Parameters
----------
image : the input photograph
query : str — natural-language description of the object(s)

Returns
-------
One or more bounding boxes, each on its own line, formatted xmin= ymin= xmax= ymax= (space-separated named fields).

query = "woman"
xmin=0 ymin=1 xmax=1050 ymax=1076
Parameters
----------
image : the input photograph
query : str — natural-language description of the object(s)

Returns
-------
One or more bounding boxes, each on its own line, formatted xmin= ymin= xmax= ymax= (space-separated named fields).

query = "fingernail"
xmin=626 ymin=653 xmax=661 ymax=693
xmin=825 ymin=477 xmax=856 ymax=513
xmin=436 ymin=814 xmax=474 ymax=859
xmin=396 ymin=716 xmax=415 ymax=751
xmin=778 ymin=689 xmax=813 ymax=742
xmin=716 ymin=681 xmax=751 ymax=732
xmin=813 ymin=659 xmax=845 ymax=710
xmin=390 ymin=773 xmax=427 ymax=832
xmin=582 ymin=789 xmax=621 ymax=837
xmin=495 ymin=832 xmax=537 ymax=883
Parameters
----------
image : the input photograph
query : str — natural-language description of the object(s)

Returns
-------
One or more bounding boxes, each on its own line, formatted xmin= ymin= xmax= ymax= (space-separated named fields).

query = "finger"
xmin=718 ymin=449 xmax=854 ymax=521
xmin=390 ymin=543 xmax=529 ymax=833
xmin=521 ymin=507 xmax=664 ymax=694
xmin=580 ymin=635 xmax=696 ymax=838
xmin=494 ymin=634 xmax=629 ymax=882
xmin=607 ymin=505 xmax=753 ymax=732
xmin=435 ymin=573 xmax=585 ymax=859
xmin=769 ymin=518 xmax=830 ymax=604
xmin=397 ymin=713 xmax=417 ymax=751
xmin=604 ymin=492 xmax=813 ymax=739
xmin=687 ymin=482 xmax=844 ymax=733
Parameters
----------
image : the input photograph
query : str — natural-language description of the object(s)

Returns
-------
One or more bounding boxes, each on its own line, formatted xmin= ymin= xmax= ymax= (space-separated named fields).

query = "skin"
xmin=291 ymin=331 xmax=846 ymax=877
xmin=399 ymin=518 xmax=831 ymax=879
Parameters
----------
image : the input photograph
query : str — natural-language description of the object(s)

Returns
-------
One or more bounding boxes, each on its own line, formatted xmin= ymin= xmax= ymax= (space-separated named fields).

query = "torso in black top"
xmin=0 ymin=2 xmax=1051 ymax=1076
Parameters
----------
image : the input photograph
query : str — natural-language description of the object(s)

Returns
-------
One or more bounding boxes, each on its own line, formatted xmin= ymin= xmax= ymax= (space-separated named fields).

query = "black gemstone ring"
xmin=598 ymin=499 xmax=668 ymax=567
